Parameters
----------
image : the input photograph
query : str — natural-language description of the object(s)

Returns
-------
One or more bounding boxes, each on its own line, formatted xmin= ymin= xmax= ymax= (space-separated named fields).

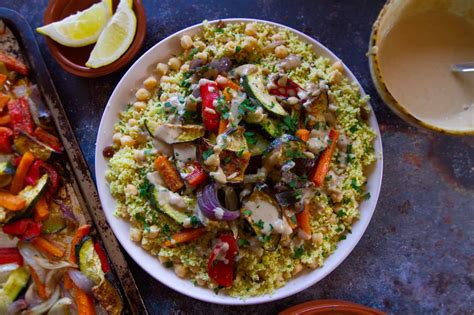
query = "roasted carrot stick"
xmin=10 ymin=151 xmax=35 ymax=194
xmin=0 ymin=74 xmax=6 ymax=87
xmin=296 ymin=202 xmax=312 ymax=235
xmin=0 ymin=114 xmax=11 ymax=125
xmin=0 ymin=93 xmax=10 ymax=110
xmin=154 ymin=156 xmax=184 ymax=192
xmin=28 ymin=265 xmax=47 ymax=299
xmin=295 ymin=129 xmax=310 ymax=142
xmin=164 ymin=227 xmax=206 ymax=247
xmin=74 ymin=283 xmax=96 ymax=315
xmin=311 ymin=129 xmax=339 ymax=186
xmin=31 ymin=236 xmax=65 ymax=258
xmin=0 ymin=191 xmax=26 ymax=211
xmin=218 ymin=119 xmax=228 ymax=135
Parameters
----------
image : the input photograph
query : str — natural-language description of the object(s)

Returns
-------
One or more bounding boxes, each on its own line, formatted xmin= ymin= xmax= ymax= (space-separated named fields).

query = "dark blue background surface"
xmin=1 ymin=1 xmax=473 ymax=314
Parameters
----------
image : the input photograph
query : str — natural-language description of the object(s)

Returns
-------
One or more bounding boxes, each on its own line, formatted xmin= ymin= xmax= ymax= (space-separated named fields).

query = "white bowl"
xmin=95 ymin=18 xmax=383 ymax=305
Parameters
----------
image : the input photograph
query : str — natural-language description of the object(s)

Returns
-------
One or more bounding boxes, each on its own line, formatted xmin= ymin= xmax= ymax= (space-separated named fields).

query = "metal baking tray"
xmin=0 ymin=8 xmax=147 ymax=314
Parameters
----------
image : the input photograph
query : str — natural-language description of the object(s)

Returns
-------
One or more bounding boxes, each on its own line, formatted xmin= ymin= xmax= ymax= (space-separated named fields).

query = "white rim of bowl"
xmin=95 ymin=18 xmax=384 ymax=305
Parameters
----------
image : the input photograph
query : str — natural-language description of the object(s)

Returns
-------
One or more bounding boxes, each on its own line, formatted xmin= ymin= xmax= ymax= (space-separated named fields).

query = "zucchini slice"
xmin=0 ymin=266 xmax=30 ymax=311
xmin=242 ymin=74 xmax=288 ymax=116
xmin=145 ymin=121 xmax=205 ymax=144
xmin=240 ymin=188 xmax=282 ymax=251
xmin=152 ymin=185 xmax=190 ymax=224
xmin=42 ymin=202 xmax=66 ymax=234
xmin=0 ymin=161 xmax=14 ymax=189
xmin=13 ymin=132 xmax=59 ymax=161
xmin=76 ymin=236 xmax=104 ymax=285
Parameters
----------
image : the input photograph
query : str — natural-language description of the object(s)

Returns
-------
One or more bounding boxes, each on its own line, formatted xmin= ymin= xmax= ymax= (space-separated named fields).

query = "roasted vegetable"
xmin=200 ymin=81 xmax=221 ymax=132
xmin=0 ymin=267 xmax=29 ymax=311
xmin=151 ymin=183 xmax=191 ymax=224
xmin=13 ymin=132 xmax=59 ymax=161
xmin=311 ymin=129 xmax=339 ymax=186
xmin=240 ymin=188 xmax=282 ymax=251
xmin=164 ymin=227 xmax=206 ymax=247
xmin=91 ymin=278 xmax=123 ymax=315
xmin=242 ymin=74 xmax=287 ymax=116
xmin=11 ymin=173 xmax=48 ymax=221
xmin=197 ymin=183 xmax=240 ymax=221
xmin=244 ymin=131 xmax=270 ymax=156
xmin=146 ymin=121 xmax=205 ymax=144
xmin=0 ymin=161 xmax=14 ymax=188
xmin=154 ymin=156 xmax=184 ymax=192
xmin=76 ymin=236 xmax=104 ymax=285
xmin=207 ymin=233 xmax=238 ymax=287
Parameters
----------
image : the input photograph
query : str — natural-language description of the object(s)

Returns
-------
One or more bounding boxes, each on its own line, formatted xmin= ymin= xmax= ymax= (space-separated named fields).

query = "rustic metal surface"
xmin=0 ymin=8 xmax=147 ymax=314
xmin=1 ymin=1 xmax=472 ymax=314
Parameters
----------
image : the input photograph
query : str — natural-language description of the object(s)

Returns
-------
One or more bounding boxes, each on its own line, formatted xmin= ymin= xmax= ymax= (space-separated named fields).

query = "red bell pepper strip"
xmin=40 ymin=162 xmax=59 ymax=198
xmin=24 ymin=159 xmax=43 ymax=186
xmin=269 ymin=78 xmax=304 ymax=98
xmin=207 ymin=233 xmax=238 ymax=288
xmin=94 ymin=241 xmax=111 ymax=273
xmin=200 ymin=81 xmax=221 ymax=133
xmin=3 ymin=219 xmax=42 ymax=241
xmin=0 ymin=52 xmax=28 ymax=76
xmin=0 ymin=247 xmax=24 ymax=266
xmin=33 ymin=128 xmax=63 ymax=153
xmin=7 ymin=97 xmax=34 ymax=136
xmin=185 ymin=162 xmax=208 ymax=187
xmin=0 ymin=126 xmax=13 ymax=153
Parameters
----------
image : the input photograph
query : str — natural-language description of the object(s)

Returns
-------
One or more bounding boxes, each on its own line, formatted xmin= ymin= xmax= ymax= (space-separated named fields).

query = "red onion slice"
xmin=197 ymin=183 xmax=240 ymax=221
xmin=67 ymin=269 xmax=95 ymax=294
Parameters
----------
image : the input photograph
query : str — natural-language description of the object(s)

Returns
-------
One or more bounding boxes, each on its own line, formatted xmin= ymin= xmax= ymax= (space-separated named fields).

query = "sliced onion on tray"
xmin=6 ymin=298 xmax=28 ymax=315
xmin=68 ymin=269 xmax=95 ymax=293
xmin=28 ymin=286 xmax=60 ymax=314
xmin=197 ymin=183 xmax=240 ymax=221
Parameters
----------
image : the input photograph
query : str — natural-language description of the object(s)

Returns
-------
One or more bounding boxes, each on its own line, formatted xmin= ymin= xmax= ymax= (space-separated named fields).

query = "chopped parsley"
xmin=255 ymin=219 xmax=265 ymax=230
xmin=239 ymin=99 xmax=257 ymax=112
xmin=144 ymin=149 xmax=152 ymax=155
xmin=262 ymin=234 xmax=272 ymax=243
xmin=282 ymin=115 xmax=298 ymax=134
xmin=346 ymin=144 xmax=354 ymax=164
xmin=238 ymin=238 xmax=250 ymax=247
xmin=139 ymin=178 xmax=154 ymax=204
xmin=291 ymin=215 xmax=297 ymax=224
xmin=190 ymin=215 xmax=200 ymax=226
xmin=162 ymin=224 xmax=170 ymax=236
xmin=336 ymin=209 xmax=346 ymax=217
xmin=164 ymin=261 xmax=173 ymax=268
xmin=202 ymin=149 xmax=214 ymax=160
xmin=244 ymin=131 xmax=257 ymax=145
xmin=214 ymin=27 xmax=224 ymax=33
xmin=243 ymin=209 xmax=252 ymax=216
xmin=235 ymin=45 xmax=242 ymax=53
xmin=339 ymin=235 xmax=347 ymax=241
xmin=363 ymin=192 xmax=371 ymax=200
xmin=294 ymin=246 xmax=304 ymax=259
xmin=349 ymin=124 xmax=359 ymax=134
xmin=236 ymin=150 xmax=244 ymax=158
xmin=188 ymin=47 xmax=198 ymax=60
xmin=351 ymin=178 xmax=361 ymax=192
xmin=289 ymin=179 xmax=297 ymax=189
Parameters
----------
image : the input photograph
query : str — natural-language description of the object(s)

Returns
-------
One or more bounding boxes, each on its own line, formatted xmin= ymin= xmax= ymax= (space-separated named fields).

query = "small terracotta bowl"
xmin=42 ymin=0 xmax=146 ymax=78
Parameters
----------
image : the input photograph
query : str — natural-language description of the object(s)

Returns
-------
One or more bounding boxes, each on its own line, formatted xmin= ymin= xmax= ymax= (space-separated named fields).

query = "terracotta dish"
xmin=42 ymin=0 xmax=146 ymax=78
xmin=279 ymin=300 xmax=386 ymax=315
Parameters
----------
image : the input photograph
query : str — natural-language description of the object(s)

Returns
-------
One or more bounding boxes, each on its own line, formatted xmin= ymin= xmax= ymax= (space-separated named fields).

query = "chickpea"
xmin=180 ymin=63 xmax=190 ymax=72
xmin=135 ymin=88 xmax=151 ymax=101
xmin=129 ymin=227 xmax=142 ymax=242
xmin=312 ymin=232 xmax=323 ymax=245
xmin=155 ymin=62 xmax=169 ymax=76
xmin=224 ymin=41 xmax=236 ymax=55
xmin=141 ymin=237 xmax=153 ymax=250
xmin=271 ymin=33 xmax=284 ymax=41
xmin=160 ymin=75 xmax=173 ymax=84
xmin=128 ymin=118 xmax=137 ymax=126
xmin=168 ymin=57 xmax=181 ymax=71
xmin=144 ymin=225 xmax=160 ymax=238
xmin=180 ymin=35 xmax=193 ymax=49
xmin=125 ymin=184 xmax=138 ymax=196
xmin=133 ymin=101 xmax=146 ymax=111
xmin=245 ymin=23 xmax=257 ymax=36
xmin=143 ymin=76 xmax=158 ymax=90
xmin=194 ymin=52 xmax=208 ymax=63
xmin=275 ymin=45 xmax=289 ymax=59
xmin=193 ymin=40 xmax=206 ymax=51
xmin=158 ymin=255 xmax=169 ymax=264
xmin=331 ymin=60 xmax=344 ymax=72
xmin=287 ymin=96 xmax=299 ymax=105
xmin=159 ymin=94 xmax=169 ymax=102
xmin=243 ymin=36 xmax=258 ymax=52
xmin=174 ymin=264 xmax=188 ymax=278
xmin=120 ymin=135 xmax=135 ymax=147
xmin=133 ymin=149 xmax=145 ymax=162
xmin=196 ymin=278 xmax=206 ymax=286
xmin=215 ymin=75 xmax=228 ymax=85
xmin=292 ymin=263 xmax=303 ymax=275
xmin=112 ymin=132 xmax=122 ymax=144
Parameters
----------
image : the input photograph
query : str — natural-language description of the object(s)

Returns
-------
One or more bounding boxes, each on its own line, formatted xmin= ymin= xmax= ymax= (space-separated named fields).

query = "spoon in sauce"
xmin=452 ymin=62 xmax=474 ymax=73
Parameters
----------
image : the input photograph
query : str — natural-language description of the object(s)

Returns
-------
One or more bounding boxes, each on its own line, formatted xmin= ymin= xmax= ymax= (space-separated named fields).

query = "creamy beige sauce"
xmin=378 ymin=11 xmax=474 ymax=131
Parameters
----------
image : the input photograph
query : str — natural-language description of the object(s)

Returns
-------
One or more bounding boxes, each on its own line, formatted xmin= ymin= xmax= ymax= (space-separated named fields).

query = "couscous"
xmin=104 ymin=20 xmax=376 ymax=297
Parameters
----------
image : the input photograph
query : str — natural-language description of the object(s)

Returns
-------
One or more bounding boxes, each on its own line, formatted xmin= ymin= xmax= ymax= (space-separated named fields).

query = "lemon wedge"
xmin=85 ymin=0 xmax=137 ymax=68
xmin=36 ymin=0 xmax=113 ymax=47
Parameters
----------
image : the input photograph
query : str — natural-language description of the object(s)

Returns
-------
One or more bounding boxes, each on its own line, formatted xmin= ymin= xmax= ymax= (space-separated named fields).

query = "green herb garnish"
xmin=294 ymin=246 xmax=304 ymax=259
xmin=202 ymin=149 xmax=214 ymax=160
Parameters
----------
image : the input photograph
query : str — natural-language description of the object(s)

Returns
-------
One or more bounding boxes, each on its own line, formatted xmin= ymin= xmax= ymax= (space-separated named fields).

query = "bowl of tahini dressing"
xmin=369 ymin=0 xmax=474 ymax=135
